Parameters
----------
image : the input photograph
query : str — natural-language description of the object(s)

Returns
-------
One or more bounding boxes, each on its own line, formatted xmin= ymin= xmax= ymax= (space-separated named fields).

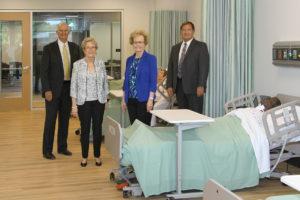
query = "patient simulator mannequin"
xmin=260 ymin=97 xmax=281 ymax=111
xmin=150 ymin=69 xmax=172 ymax=126
xmin=157 ymin=68 xmax=167 ymax=85
xmin=228 ymin=96 xmax=281 ymax=127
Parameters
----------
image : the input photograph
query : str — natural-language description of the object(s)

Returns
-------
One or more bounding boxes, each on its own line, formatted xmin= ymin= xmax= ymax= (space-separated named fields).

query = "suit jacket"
xmin=123 ymin=51 xmax=157 ymax=103
xmin=166 ymin=39 xmax=209 ymax=94
xmin=41 ymin=40 xmax=81 ymax=99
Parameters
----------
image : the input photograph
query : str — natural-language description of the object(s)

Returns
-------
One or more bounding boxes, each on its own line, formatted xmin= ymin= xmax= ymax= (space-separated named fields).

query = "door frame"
xmin=30 ymin=9 xmax=124 ymax=109
xmin=0 ymin=12 xmax=31 ymax=111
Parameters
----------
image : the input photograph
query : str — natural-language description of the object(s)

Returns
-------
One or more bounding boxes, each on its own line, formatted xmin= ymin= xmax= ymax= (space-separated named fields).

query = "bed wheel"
xmin=109 ymin=172 xmax=115 ymax=182
xmin=123 ymin=190 xmax=130 ymax=198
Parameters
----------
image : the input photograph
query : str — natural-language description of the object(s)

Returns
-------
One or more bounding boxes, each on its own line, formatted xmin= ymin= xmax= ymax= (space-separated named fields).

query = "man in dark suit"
xmin=167 ymin=21 xmax=209 ymax=114
xmin=41 ymin=22 xmax=81 ymax=160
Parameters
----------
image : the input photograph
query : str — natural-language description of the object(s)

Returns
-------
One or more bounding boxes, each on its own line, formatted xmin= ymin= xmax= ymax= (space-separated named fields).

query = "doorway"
xmin=32 ymin=12 xmax=121 ymax=108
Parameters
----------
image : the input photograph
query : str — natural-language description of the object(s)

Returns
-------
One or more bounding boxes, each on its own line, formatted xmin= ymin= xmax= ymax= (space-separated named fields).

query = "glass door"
xmin=0 ymin=12 xmax=31 ymax=111
xmin=32 ymin=12 xmax=121 ymax=108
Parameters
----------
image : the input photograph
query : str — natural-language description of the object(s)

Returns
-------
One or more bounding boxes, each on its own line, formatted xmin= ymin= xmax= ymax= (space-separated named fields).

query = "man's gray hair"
xmin=56 ymin=22 xmax=70 ymax=32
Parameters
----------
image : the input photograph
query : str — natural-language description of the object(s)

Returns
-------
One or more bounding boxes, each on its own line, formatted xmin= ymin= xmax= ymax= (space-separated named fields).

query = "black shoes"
xmin=80 ymin=161 xmax=87 ymax=167
xmin=95 ymin=161 xmax=102 ymax=166
xmin=43 ymin=153 xmax=56 ymax=160
xmin=58 ymin=149 xmax=72 ymax=156
xmin=43 ymin=150 xmax=71 ymax=160
xmin=95 ymin=158 xmax=102 ymax=166
xmin=80 ymin=158 xmax=102 ymax=167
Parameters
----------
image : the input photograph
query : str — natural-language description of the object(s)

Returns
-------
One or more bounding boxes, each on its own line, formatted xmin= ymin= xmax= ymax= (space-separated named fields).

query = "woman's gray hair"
xmin=129 ymin=30 xmax=148 ymax=45
xmin=81 ymin=37 xmax=98 ymax=50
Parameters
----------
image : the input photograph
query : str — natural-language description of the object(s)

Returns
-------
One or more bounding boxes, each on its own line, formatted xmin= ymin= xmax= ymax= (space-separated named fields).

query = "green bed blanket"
xmin=121 ymin=115 xmax=260 ymax=197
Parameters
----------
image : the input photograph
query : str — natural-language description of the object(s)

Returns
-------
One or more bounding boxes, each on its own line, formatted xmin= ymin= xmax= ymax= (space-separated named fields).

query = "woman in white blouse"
xmin=70 ymin=37 xmax=109 ymax=167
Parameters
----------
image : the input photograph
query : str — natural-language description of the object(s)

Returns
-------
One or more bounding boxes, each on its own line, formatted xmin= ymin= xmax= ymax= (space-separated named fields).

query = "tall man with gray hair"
xmin=41 ymin=22 xmax=81 ymax=160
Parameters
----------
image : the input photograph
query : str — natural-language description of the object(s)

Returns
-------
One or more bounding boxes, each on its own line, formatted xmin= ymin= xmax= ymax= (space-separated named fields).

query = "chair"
xmin=203 ymin=179 xmax=243 ymax=200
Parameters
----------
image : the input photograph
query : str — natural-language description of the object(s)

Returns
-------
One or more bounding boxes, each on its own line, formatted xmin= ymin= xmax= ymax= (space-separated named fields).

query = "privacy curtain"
xmin=149 ymin=10 xmax=187 ymax=69
xmin=202 ymin=0 xmax=254 ymax=117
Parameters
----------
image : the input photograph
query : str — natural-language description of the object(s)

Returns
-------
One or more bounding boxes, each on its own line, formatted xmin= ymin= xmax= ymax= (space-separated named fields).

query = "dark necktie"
xmin=178 ymin=42 xmax=187 ymax=78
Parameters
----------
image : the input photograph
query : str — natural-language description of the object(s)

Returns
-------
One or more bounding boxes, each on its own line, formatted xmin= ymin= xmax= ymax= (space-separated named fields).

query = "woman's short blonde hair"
xmin=81 ymin=37 xmax=98 ymax=50
xmin=129 ymin=30 xmax=148 ymax=45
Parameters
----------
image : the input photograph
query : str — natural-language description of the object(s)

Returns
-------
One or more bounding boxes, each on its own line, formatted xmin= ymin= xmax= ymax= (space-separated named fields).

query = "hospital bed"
xmin=225 ymin=93 xmax=300 ymax=178
xmin=104 ymin=99 xmax=300 ymax=198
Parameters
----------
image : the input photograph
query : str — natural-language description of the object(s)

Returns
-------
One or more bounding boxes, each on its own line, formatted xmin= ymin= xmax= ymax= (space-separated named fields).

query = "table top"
xmin=110 ymin=90 xmax=123 ymax=98
xmin=150 ymin=109 xmax=214 ymax=124
xmin=281 ymin=175 xmax=300 ymax=191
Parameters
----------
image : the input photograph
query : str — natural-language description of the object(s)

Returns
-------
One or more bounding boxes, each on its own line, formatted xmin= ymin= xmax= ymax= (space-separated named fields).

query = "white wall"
xmin=254 ymin=0 xmax=300 ymax=96
xmin=1 ymin=0 xmax=155 ymax=70
xmin=1 ymin=0 xmax=204 ymax=71
xmin=186 ymin=0 xmax=203 ymax=40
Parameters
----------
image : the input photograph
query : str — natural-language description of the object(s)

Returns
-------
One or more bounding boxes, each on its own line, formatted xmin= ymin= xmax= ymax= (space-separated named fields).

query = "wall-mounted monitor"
xmin=273 ymin=41 xmax=300 ymax=66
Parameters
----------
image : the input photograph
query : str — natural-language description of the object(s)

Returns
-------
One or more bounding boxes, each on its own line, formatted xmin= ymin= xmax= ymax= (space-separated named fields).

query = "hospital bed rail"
xmin=224 ymin=92 xmax=261 ymax=113
xmin=103 ymin=116 xmax=143 ymax=198
xmin=262 ymin=100 xmax=300 ymax=177
xmin=225 ymin=93 xmax=300 ymax=178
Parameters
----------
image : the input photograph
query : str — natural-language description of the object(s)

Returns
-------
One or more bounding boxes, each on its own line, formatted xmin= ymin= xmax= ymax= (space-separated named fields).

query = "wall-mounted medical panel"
xmin=272 ymin=41 xmax=300 ymax=66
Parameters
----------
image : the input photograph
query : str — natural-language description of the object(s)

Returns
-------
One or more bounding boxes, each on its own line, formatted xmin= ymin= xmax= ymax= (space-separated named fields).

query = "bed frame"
xmin=104 ymin=116 xmax=123 ymax=161
xmin=203 ymin=179 xmax=243 ymax=200
xmin=224 ymin=92 xmax=260 ymax=113
xmin=105 ymin=97 xmax=300 ymax=198
xmin=225 ymin=93 xmax=300 ymax=177
xmin=263 ymin=100 xmax=300 ymax=177
xmin=224 ymin=93 xmax=300 ymax=114
xmin=103 ymin=116 xmax=143 ymax=198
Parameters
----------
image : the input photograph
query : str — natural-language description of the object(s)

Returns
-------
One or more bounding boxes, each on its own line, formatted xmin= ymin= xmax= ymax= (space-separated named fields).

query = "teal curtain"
xmin=149 ymin=10 xmax=187 ymax=69
xmin=202 ymin=0 xmax=254 ymax=117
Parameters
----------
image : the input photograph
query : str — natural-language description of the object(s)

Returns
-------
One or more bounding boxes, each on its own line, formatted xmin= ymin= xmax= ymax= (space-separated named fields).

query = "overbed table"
xmin=281 ymin=175 xmax=300 ymax=191
xmin=150 ymin=109 xmax=214 ymax=199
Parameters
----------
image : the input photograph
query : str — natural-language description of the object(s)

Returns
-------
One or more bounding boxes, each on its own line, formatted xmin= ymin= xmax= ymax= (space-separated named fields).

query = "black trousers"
xmin=78 ymin=100 xmax=105 ymax=159
xmin=43 ymin=82 xmax=71 ymax=155
xmin=127 ymin=98 xmax=151 ymax=125
xmin=176 ymin=78 xmax=204 ymax=114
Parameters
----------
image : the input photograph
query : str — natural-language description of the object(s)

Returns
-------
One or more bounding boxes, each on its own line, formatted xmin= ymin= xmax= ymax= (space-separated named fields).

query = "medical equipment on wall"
xmin=273 ymin=41 xmax=300 ymax=66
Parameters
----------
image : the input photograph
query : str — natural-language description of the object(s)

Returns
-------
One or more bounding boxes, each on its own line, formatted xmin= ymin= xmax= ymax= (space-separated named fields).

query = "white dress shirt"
xmin=178 ymin=38 xmax=193 ymax=62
